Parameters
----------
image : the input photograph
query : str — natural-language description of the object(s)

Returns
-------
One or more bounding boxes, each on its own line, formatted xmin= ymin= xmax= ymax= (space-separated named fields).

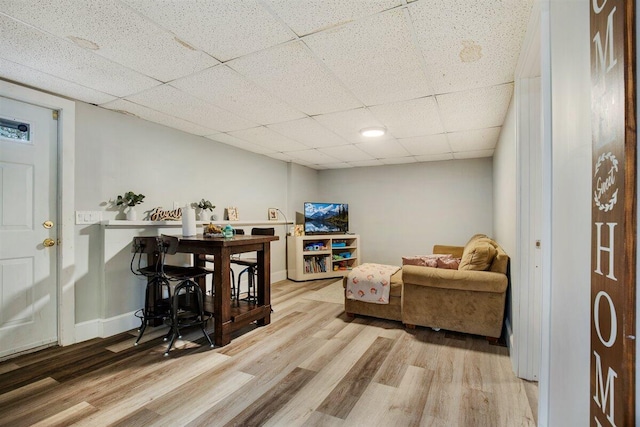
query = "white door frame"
xmin=0 ymin=79 xmax=75 ymax=346
xmin=510 ymin=1 xmax=544 ymax=382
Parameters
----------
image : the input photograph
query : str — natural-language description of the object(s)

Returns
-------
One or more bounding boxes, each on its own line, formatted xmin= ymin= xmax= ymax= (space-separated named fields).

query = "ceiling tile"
xmin=448 ymin=127 xmax=501 ymax=152
xmin=380 ymin=157 xmax=418 ymax=165
xmin=318 ymin=144 xmax=374 ymax=162
xmin=264 ymin=0 xmax=401 ymax=36
xmin=0 ymin=58 xmax=116 ymax=104
xmin=409 ymin=0 xmax=533 ymax=93
xmin=101 ymin=99 xmax=219 ymax=136
xmin=398 ymin=134 xmax=451 ymax=156
xmin=304 ymin=9 xmax=432 ymax=105
xmin=288 ymin=149 xmax=340 ymax=164
xmin=266 ymin=117 xmax=348 ymax=148
xmin=415 ymin=153 xmax=455 ymax=162
xmin=124 ymin=85 xmax=258 ymax=132
xmin=368 ymin=97 xmax=444 ymax=138
xmin=437 ymin=84 xmax=513 ymax=132
xmin=122 ymin=0 xmax=293 ymax=62
xmin=321 ymin=162 xmax=352 ymax=169
xmin=453 ymin=149 xmax=494 ymax=159
xmin=205 ymin=133 xmax=276 ymax=155
xmin=266 ymin=152 xmax=296 ymax=162
xmin=356 ymin=139 xmax=410 ymax=159
xmin=0 ymin=14 xmax=159 ymax=97
xmin=313 ymin=108 xmax=389 ymax=143
xmin=0 ymin=0 xmax=219 ymax=82
xmin=170 ymin=65 xmax=305 ymax=125
xmin=228 ymin=41 xmax=362 ymax=115
xmin=348 ymin=159 xmax=386 ymax=168
xmin=227 ymin=126 xmax=311 ymax=152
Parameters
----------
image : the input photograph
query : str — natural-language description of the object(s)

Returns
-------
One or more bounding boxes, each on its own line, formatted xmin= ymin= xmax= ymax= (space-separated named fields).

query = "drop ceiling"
xmin=0 ymin=0 xmax=534 ymax=169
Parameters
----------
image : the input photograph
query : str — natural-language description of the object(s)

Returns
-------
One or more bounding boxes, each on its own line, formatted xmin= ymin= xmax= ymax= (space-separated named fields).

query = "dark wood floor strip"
xmin=316 ymin=336 xmax=395 ymax=419
xmin=225 ymin=367 xmax=317 ymax=427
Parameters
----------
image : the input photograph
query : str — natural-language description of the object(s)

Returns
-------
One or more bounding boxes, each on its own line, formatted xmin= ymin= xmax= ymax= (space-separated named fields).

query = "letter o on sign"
xmin=594 ymin=290 xmax=617 ymax=347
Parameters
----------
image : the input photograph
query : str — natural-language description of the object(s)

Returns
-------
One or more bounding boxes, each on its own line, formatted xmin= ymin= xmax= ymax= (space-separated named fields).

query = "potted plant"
xmin=116 ymin=191 xmax=145 ymax=220
xmin=193 ymin=199 xmax=215 ymax=221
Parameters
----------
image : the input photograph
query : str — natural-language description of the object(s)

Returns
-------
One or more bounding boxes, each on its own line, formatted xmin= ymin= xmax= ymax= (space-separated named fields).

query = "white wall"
xmin=73 ymin=102 xmax=318 ymax=326
xmin=493 ymin=96 xmax=518 ymax=357
xmin=545 ymin=0 xmax=592 ymax=424
xmin=287 ymin=162 xmax=319 ymax=224
xmin=317 ymin=158 xmax=494 ymax=265
xmin=493 ymin=100 xmax=517 ymax=260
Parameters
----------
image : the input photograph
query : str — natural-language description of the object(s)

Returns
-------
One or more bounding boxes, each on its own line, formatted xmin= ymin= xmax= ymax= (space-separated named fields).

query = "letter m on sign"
xmin=593 ymin=6 xmax=617 ymax=75
xmin=593 ymin=351 xmax=618 ymax=425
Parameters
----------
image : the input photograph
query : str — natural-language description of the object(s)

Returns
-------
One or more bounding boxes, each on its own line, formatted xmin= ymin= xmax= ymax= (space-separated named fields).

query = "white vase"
xmin=126 ymin=207 xmax=137 ymax=221
xmin=199 ymin=210 xmax=209 ymax=221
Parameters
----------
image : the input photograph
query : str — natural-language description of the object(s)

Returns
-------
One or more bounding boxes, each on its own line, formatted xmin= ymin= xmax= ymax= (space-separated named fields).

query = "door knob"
xmin=43 ymin=238 xmax=56 ymax=247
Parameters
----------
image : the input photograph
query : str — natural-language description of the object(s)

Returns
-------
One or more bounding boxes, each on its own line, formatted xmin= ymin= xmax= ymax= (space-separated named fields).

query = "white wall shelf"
xmin=102 ymin=220 xmax=293 ymax=227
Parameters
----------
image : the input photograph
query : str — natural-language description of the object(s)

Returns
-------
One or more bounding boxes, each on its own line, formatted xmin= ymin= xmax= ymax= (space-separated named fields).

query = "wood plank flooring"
xmin=0 ymin=279 xmax=537 ymax=426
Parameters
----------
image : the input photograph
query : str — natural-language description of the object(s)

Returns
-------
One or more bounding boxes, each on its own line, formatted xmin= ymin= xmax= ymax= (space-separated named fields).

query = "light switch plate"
xmin=75 ymin=210 xmax=102 ymax=224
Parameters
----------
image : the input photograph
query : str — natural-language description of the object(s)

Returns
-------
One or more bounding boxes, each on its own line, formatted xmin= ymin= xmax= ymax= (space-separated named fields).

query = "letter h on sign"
xmin=594 ymin=222 xmax=617 ymax=281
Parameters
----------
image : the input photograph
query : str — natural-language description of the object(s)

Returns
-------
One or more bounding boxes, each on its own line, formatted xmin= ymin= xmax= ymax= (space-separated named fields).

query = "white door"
xmin=0 ymin=96 xmax=58 ymax=358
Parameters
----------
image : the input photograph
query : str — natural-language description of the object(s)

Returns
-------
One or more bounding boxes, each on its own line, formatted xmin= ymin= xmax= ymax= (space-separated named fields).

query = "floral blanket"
xmin=345 ymin=263 xmax=400 ymax=305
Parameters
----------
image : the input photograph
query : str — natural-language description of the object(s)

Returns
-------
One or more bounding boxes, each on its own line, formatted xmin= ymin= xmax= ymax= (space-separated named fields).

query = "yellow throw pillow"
xmin=459 ymin=240 xmax=497 ymax=271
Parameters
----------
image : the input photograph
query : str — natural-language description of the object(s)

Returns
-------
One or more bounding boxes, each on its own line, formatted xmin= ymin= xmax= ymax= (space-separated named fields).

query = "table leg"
xmin=213 ymin=247 xmax=232 ymax=346
xmin=256 ymin=243 xmax=271 ymax=326
xmin=145 ymin=252 xmax=162 ymax=326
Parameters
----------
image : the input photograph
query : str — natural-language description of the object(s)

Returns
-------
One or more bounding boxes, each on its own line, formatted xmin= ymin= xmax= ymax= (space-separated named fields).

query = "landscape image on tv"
xmin=304 ymin=202 xmax=349 ymax=234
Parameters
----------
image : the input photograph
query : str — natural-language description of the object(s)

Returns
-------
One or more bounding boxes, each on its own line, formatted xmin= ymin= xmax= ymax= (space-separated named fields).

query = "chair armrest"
xmin=402 ymin=265 xmax=507 ymax=293
xmin=432 ymin=245 xmax=464 ymax=258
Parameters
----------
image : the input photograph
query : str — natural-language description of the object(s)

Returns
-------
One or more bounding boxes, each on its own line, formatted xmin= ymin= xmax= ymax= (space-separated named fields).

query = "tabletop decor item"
xmin=203 ymin=223 xmax=223 ymax=236
xmin=194 ymin=199 xmax=215 ymax=221
xmin=226 ymin=207 xmax=238 ymax=221
xmin=182 ymin=205 xmax=196 ymax=236
xmin=115 ymin=191 xmax=145 ymax=220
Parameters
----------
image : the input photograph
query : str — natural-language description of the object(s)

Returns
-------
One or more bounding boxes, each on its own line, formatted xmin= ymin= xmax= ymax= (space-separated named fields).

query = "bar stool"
xmin=130 ymin=236 xmax=172 ymax=345
xmin=157 ymin=235 xmax=214 ymax=356
xmin=130 ymin=235 xmax=213 ymax=354
xmin=230 ymin=227 xmax=275 ymax=303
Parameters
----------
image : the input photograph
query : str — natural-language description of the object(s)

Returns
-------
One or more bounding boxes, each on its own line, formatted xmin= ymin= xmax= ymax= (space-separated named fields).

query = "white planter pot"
xmin=126 ymin=207 xmax=137 ymax=221
xmin=199 ymin=210 xmax=209 ymax=221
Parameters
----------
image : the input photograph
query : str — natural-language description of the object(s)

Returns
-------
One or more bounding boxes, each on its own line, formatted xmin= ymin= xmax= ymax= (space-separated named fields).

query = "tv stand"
xmin=287 ymin=234 xmax=360 ymax=281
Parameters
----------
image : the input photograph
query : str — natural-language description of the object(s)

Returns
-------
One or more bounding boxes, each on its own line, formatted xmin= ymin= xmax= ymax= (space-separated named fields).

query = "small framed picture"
xmin=226 ymin=207 xmax=238 ymax=221
xmin=268 ymin=208 xmax=278 ymax=221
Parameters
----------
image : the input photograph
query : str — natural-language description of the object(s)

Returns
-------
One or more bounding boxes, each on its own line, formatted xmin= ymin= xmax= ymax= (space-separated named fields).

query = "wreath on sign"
xmin=593 ymin=152 xmax=619 ymax=212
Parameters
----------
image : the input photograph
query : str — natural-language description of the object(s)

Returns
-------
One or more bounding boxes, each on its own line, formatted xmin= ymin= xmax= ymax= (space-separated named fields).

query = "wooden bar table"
xmin=175 ymin=233 xmax=279 ymax=347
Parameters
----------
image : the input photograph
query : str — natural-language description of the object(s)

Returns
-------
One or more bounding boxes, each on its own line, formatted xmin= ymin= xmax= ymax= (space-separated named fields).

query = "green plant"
xmin=115 ymin=191 xmax=145 ymax=207
xmin=194 ymin=199 xmax=215 ymax=211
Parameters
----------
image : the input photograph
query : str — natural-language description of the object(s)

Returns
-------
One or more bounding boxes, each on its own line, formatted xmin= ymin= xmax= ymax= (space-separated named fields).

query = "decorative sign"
xmin=149 ymin=207 xmax=182 ymax=221
xmin=590 ymin=1 xmax=636 ymax=426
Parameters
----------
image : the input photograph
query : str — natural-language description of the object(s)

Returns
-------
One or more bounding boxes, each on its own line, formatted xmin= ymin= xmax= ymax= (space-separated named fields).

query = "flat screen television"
xmin=304 ymin=202 xmax=349 ymax=234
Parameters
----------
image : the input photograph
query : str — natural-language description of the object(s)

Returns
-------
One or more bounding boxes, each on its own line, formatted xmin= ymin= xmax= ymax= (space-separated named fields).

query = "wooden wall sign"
xmin=590 ymin=1 xmax=636 ymax=426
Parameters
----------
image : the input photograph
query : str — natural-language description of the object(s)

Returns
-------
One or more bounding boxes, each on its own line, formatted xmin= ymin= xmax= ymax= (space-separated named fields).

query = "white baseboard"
xmin=75 ymin=270 xmax=287 ymax=343
xmin=75 ymin=310 xmax=139 ymax=343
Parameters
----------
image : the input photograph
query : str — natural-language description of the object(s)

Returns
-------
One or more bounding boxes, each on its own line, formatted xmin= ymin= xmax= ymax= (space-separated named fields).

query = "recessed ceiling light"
xmin=359 ymin=127 xmax=386 ymax=137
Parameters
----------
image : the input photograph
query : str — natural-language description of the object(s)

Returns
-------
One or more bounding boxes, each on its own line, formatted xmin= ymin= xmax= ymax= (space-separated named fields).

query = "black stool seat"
xmin=164 ymin=279 xmax=213 ymax=356
xmin=130 ymin=235 xmax=214 ymax=353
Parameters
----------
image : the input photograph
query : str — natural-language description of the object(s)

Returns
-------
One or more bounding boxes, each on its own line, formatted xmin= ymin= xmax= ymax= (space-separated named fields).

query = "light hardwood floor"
xmin=0 ymin=279 xmax=537 ymax=426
